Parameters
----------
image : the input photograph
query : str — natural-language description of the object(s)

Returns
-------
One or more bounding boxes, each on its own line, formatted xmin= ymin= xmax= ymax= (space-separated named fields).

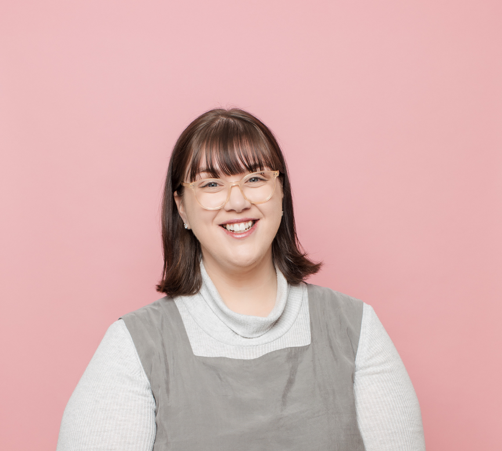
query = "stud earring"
xmin=184 ymin=223 xmax=188 ymax=229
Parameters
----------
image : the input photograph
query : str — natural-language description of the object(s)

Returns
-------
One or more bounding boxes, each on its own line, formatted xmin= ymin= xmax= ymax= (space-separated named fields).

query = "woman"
xmin=57 ymin=108 xmax=425 ymax=450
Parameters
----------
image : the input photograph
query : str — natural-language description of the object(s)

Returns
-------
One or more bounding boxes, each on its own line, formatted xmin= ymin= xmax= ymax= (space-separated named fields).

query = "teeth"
xmin=224 ymin=220 xmax=254 ymax=233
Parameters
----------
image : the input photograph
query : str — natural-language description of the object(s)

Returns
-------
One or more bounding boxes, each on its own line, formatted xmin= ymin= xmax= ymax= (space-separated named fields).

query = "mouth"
xmin=220 ymin=219 xmax=257 ymax=233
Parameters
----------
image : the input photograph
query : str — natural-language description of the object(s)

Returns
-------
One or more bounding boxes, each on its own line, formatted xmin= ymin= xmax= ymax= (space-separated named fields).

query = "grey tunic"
xmin=122 ymin=283 xmax=366 ymax=451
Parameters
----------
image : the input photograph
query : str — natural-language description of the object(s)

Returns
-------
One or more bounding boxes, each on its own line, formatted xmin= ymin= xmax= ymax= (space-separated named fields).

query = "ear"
xmin=174 ymin=191 xmax=191 ymax=229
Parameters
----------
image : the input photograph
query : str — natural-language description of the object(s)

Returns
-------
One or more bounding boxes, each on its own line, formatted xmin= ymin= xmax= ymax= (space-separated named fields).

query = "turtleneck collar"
xmin=199 ymin=260 xmax=288 ymax=338
xmin=176 ymin=259 xmax=305 ymax=347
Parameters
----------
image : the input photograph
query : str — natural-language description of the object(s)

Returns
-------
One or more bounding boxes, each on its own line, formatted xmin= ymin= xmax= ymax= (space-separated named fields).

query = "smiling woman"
xmin=56 ymin=109 xmax=426 ymax=451
xmin=159 ymin=108 xmax=320 ymax=303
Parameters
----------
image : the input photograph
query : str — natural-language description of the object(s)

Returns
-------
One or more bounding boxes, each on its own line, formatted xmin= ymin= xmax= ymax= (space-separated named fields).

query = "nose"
xmin=223 ymin=183 xmax=251 ymax=212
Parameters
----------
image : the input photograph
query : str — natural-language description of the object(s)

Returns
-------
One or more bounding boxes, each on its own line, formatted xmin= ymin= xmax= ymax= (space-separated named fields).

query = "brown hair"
xmin=156 ymin=108 xmax=321 ymax=296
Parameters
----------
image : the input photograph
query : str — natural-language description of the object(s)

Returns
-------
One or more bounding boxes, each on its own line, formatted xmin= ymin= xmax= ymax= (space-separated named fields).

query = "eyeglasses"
xmin=181 ymin=170 xmax=280 ymax=211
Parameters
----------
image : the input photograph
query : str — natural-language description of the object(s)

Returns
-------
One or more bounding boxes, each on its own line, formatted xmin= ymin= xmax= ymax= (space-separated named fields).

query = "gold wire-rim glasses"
xmin=181 ymin=170 xmax=280 ymax=211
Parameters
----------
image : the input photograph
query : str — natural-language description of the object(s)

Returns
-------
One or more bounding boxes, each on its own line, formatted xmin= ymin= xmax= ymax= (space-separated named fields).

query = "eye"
xmin=247 ymin=175 xmax=266 ymax=183
xmin=197 ymin=179 xmax=225 ymax=192
xmin=201 ymin=181 xmax=220 ymax=188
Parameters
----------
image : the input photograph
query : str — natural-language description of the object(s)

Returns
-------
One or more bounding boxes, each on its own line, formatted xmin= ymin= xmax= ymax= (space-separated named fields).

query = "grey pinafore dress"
xmin=121 ymin=283 xmax=366 ymax=451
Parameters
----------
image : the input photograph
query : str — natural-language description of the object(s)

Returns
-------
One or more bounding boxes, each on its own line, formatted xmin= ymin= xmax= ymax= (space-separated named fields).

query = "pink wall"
xmin=1 ymin=1 xmax=501 ymax=449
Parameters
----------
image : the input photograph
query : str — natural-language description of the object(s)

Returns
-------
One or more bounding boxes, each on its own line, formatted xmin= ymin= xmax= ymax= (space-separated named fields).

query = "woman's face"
xmin=174 ymin=161 xmax=283 ymax=274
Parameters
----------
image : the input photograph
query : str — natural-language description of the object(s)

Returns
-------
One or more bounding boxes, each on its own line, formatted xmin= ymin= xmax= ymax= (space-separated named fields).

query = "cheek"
xmin=262 ymin=199 xmax=283 ymax=237
xmin=184 ymin=200 xmax=216 ymax=236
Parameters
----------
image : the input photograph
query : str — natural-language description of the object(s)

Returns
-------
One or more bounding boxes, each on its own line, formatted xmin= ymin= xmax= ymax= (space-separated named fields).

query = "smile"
xmin=221 ymin=220 xmax=256 ymax=233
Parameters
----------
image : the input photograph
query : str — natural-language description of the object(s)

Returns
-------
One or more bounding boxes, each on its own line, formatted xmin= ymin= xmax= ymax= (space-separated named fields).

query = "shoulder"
xmin=119 ymin=296 xmax=185 ymax=371
xmin=306 ymin=283 xmax=365 ymax=319
xmin=120 ymin=295 xmax=181 ymax=334
xmin=356 ymin=303 xmax=400 ymax=364
xmin=121 ymin=295 xmax=174 ymax=322
xmin=306 ymin=283 xmax=367 ymax=352
xmin=86 ymin=320 xmax=140 ymax=370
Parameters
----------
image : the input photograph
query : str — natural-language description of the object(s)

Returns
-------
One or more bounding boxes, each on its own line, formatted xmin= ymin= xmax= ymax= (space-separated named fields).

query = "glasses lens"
xmin=194 ymin=178 xmax=228 ymax=209
xmin=242 ymin=172 xmax=276 ymax=204
xmin=193 ymin=171 xmax=277 ymax=209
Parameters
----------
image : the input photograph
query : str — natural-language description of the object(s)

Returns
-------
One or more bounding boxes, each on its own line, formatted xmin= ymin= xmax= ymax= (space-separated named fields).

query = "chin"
xmin=224 ymin=249 xmax=268 ymax=270
xmin=228 ymin=255 xmax=261 ymax=269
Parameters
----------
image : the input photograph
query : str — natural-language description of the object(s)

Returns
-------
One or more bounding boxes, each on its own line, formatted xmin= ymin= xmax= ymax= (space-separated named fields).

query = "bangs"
xmin=186 ymin=118 xmax=282 ymax=181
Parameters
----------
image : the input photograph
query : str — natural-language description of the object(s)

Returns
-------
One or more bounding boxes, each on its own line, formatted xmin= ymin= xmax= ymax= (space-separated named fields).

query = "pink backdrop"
xmin=1 ymin=1 xmax=501 ymax=449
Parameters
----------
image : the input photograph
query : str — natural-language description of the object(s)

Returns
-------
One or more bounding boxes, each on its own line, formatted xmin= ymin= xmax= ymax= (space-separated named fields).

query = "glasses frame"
xmin=181 ymin=170 xmax=280 ymax=211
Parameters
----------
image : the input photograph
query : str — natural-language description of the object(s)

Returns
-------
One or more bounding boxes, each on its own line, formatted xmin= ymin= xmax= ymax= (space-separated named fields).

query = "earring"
xmin=184 ymin=223 xmax=188 ymax=229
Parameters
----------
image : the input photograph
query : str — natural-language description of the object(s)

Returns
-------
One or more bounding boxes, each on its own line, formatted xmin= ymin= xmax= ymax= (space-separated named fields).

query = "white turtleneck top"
xmin=56 ymin=265 xmax=425 ymax=451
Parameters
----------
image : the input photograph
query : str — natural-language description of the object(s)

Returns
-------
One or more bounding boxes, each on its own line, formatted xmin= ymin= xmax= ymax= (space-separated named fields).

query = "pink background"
xmin=1 ymin=1 xmax=501 ymax=449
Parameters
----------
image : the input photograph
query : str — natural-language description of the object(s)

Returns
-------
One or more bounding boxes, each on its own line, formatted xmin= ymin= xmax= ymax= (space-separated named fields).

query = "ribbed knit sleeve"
xmin=56 ymin=320 xmax=156 ymax=451
xmin=354 ymin=304 xmax=426 ymax=450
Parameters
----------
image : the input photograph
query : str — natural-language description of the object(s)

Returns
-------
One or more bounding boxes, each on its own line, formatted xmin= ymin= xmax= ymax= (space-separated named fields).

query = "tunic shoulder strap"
xmin=306 ymin=283 xmax=364 ymax=358
xmin=120 ymin=297 xmax=182 ymax=382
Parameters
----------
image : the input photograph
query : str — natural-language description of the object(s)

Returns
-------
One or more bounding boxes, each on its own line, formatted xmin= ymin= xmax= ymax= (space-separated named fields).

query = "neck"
xmin=201 ymin=251 xmax=277 ymax=317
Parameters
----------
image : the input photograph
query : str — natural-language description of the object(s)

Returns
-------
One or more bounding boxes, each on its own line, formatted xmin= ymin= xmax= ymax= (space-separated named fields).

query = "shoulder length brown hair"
xmin=156 ymin=108 xmax=321 ymax=297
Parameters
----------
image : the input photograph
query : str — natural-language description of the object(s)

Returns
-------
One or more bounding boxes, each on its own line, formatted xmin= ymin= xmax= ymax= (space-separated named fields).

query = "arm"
xmin=354 ymin=304 xmax=426 ymax=451
xmin=57 ymin=320 xmax=156 ymax=451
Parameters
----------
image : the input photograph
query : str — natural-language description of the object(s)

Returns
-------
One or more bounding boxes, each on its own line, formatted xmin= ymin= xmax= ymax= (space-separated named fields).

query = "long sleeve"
xmin=56 ymin=320 xmax=156 ymax=451
xmin=354 ymin=304 xmax=426 ymax=450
